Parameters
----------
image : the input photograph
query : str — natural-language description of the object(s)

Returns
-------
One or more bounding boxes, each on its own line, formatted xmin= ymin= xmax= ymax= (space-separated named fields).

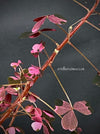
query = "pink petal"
xmin=9 ymin=76 xmax=19 ymax=80
xmin=28 ymin=94 xmax=36 ymax=103
xmin=73 ymin=101 xmax=92 ymax=115
xmin=25 ymin=105 xmax=34 ymax=113
xmin=34 ymin=108 xmax=42 ymax=116
xmin=6 ymin=87 xmax=17 ymax=95
xmin=31 ymin=43 xmax=45 ymax=53
xmin=55 ymin=101 xmax=72 ymax=115
xmin=18 ymin=60 xmax=22 ymax=64
xmin=28 ymin=65 xmax=40 ymax=75
xmin=32 ymin=116 xmax=42 ymax=122
xmin=44 ymin=119 xmax=54 ymax=132
xmin=31 ymin=122 xmax=42 ymax=131
xmin=43 ymin=124 xmax=50 ymax=134
xmin=10 ymin=60 xmax=22 ymax=71
xmin=14 ymin=72 xmax=20 ymax=79
xmin=6 ymin=127 xmax=16 ymax=134
xmin=43 ymin=110 xmax=54 ymax=118
xmin=61 ymin=110 xmax=78 ymax=131
xmin=32 ymin=16 xmax=46 ymax=33
xmin=48 ymin=15 xmax=67 ymax=25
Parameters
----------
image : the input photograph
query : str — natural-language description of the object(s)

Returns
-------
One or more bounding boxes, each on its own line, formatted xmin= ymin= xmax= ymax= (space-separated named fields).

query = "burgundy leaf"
xmin=61 ymin=110 xmax=78 ymax=131
xmin=40 ymin=28 xmax=56 ymax=32
xmin=5 ymin=94 xmax=12 ymax=106
xmin=29 ymin=32 xmax=40 ymax=38
xmin=55 ymin=100 xmax=72 ymax=115
xmin=73 ymin=101 xmax=92 ymax=115
xmin=33 ymin=16 xmax=46 ymax=22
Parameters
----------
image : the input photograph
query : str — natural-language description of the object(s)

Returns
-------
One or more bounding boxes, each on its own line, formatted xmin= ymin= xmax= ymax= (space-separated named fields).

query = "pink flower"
xmin=32 ymin=14 xmax=67 ymax=33
xmin=30 ymin=42 xmax=45 ymax=57
xmin=55 ymin=100 xmax=92 ymax=131
xmin=31 ymin=108 xmax=54 ymax=134
xmin=10 ymin=72 xmax=21 ymax=80
xmin=6 ymin=127 xmax=20 ymax=134
xmin=10 ymin=60 xmax=22 ymax=71
xmin=0 ymin=86 xmax=17 ymax=102
xmin=5 ymin=86 xmax=18 ymax=96
xmin=28 ymin=65 xmax=41 ymax=76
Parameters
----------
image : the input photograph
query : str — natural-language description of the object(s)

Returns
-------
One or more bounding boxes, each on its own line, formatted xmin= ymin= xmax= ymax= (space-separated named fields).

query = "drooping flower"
xmin=10 ymin=60 xmax=22 ymax=71
xmin=32 ymin=14 xmax=67 ymax=33
xmin=6 ymin=127 xmax=20 ymax=134
xmin=30 ymin=42 xmax=45 ymax=57
xmin=55 ymin=100 xmax=92 ymax=131
xmin=28 ymin=65 xmax=41 ymax=76
xmin=31 ymin=108 xmax=54 ymax=134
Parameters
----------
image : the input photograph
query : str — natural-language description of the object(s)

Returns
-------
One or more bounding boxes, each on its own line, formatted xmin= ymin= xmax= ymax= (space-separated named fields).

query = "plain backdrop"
xmin=0 ymin=0 xmax=100 ymax=134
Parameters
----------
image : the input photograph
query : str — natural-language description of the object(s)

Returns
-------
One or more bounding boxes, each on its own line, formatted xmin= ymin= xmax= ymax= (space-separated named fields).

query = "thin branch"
xmin=68 ymin=41 xmax=100 ymax=73
xmin=44 ymin=49 xmax=73 ymax=107
xmin=0 ymin=125 xmax=7 ymax=134
xmin=85 ymin=20 xmax=100 ymax=31
xmin=39 ymin=31 xmax=59 ymax=47
xmin=73 ymin=0 xmax=89 ymax=12
xmin=28 ymin=92 xmax=62 ymax=119
xmin=2 ymin=83 xmax=26 ymax=87
xmin=38 ymin=55 xmax=41 ymax=68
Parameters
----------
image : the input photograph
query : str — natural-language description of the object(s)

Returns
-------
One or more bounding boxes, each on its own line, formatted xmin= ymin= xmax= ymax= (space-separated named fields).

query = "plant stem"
xmin=0 ymin=0 xmax=99 ymax=125
xmin=28 ymin=92 xmax=62 ymax=119
xmin=85 ymin=20 xmax=100 ymax=31
xmin=39 ymin=31 xmax=59 ymax=46
xmin=2 ymin=83 xmax=26 ymax=87
xmin=44 ymin=49 xmax=73 ymax=107
xmin=73 ymin=0 xmax=89 ymax=12
xmin=50 ymin=65 xmax=73 ymax=107
xmin=38 ymin=55 xmax=41 ymax=68
xmin=9 ymin=105 xmax=20 ymax=127
xmin=0 ymin=125 xmax=7 ymax=134
xmin=68 ymin=41 xmax=100 ymax=73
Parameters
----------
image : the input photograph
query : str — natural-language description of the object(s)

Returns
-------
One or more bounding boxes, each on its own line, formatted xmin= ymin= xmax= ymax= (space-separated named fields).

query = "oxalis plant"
xmin=0 ymin=0 xmax=100 ymax=134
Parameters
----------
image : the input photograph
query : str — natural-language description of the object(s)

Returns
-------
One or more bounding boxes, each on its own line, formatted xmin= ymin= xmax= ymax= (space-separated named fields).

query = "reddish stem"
xmin=0 ymin=0 xmax=99 ymax=125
